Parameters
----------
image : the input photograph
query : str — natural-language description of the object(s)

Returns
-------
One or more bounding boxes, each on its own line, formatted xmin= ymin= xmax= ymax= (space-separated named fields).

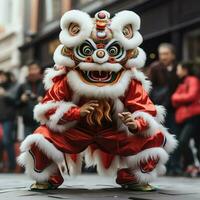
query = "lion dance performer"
xmin=18 ymin=10 xmax=177 ymax=191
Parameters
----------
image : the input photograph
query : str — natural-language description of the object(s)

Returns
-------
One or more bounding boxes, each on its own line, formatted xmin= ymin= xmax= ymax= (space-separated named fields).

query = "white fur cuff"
xmin=43 ymin=67 xmax=66 ymax=90
xmin=34 ymin=101 xmax=77 ymax=133
xmin=131 ymin=111 xmax=161 ymax=137
xmin=18 ymin=134 xmax=64 ymax=164
xmin=126 ymin=147 xmax=169 ymax=183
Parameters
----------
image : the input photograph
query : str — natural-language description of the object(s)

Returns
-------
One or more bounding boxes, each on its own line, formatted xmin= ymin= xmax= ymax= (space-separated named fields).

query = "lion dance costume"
xmin=18 ymin=10 xmax=177 ymax=191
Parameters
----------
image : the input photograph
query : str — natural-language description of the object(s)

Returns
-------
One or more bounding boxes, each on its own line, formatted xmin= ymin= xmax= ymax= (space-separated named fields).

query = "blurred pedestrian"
xmin=0 ymin=71 xmax=18 ymax=172
xmin=17 ymin=61 xmax=45 ymax=138
xmin=172 ymin=61 xmax=200 ymax=177
xmin=147 ymin=43 xmax=180 ymax=175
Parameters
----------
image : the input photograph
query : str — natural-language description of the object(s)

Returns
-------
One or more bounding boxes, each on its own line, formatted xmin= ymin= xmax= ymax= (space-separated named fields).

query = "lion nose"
xmin=96 ymin=50 xmax=105 ymax=58
xmin=93 ymin=49 xmax=108 ymax=64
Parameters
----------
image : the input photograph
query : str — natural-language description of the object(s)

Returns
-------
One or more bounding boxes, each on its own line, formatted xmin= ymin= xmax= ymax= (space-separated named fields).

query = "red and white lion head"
xmin=46 ymin=10 xmax=148 ymax=98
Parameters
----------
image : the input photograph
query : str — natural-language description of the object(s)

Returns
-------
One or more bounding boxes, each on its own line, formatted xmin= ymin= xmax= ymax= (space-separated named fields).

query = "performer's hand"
xmin=118 ymin=112 xmax=137 ymax=131
xmin=21 ymin=93 xmax=29 ymax=102
xmin=37 ymin=96 xmax=43 ymax=103
xmin=0 ymin=87 xmax=5 ymax=96
xmin=80 ymin=100 xmax=99 ymax=117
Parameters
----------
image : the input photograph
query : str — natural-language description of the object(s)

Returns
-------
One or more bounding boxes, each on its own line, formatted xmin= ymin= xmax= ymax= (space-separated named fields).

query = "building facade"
xmin=0 ymin=0 xmax=24 ymax=74
xmin=19 ymin=0 xmax=200 ymax=67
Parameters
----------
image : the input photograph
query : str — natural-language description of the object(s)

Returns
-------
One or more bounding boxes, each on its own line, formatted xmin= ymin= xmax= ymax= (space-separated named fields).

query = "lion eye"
xmin=107 ymin=46 xmax=119 ymax=56
xmin=107 ymin=42 xmax=124 ymax=59
xmin=81 ymin=45 xmax=93 ymax=56
xmin=76 ymin=41 xmax=95 ymax=58
xmin=122 ymin=24 xmax=133 ymax=39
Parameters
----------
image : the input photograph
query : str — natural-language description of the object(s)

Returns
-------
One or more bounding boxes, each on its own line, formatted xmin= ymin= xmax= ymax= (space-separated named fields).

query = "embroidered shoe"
xmin=30 ymin=182 xmax=57 ymax=191
xmin=121 ymin=182 xmax=157 ymax=192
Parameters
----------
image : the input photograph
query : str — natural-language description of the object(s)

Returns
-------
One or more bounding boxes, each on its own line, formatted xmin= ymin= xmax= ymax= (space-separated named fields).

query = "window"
xmin=183 ymin=29 xmax=200 ymax=61
xmin=0 ymin=0 xmax=13 ymax=27
xmin=39 ymin=0 xmax=61 ymax=27
xmin=44 ymin=0 xmax=61 ymax=22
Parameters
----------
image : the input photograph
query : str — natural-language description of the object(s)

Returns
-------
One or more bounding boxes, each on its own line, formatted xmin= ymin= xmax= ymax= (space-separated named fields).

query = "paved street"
xmin=0 ymin=174 xmax=199 ymax=200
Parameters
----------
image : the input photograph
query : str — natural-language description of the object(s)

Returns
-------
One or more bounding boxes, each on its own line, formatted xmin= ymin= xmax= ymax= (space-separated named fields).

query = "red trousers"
xmin=30 ymin=125 xmax=165 ymax=186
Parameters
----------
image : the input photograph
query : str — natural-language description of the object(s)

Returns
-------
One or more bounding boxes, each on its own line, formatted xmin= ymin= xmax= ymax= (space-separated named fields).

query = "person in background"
xmin=172 ymin=61 xmax=200 ymax=177
xmin=17 ymin=61 xmax=45 ymax=138
xmin=0 ymin=71 xmax=18 ymax=172
xmin=147 ymin=43 xmax=180 ymax=175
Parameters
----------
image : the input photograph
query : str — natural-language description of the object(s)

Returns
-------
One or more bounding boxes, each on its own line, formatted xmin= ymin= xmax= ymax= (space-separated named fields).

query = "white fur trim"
xmin=126 ymin=47 xmax=146 ymax=69
xmin=84 ymin=148 xmax=125 ymax=176
xmin=34 ymin=101 xmax=77 ymax=133
xmin=18 ymin=152 xmax=57 ymax=182
xmin=131 ymin=111 xmax=160 ymax=137
xmin=46 ymin=101 xmax=77 ymax=133
xmin=126 ymin=147 xmax=168 ymax=169
xmin=110 ymin=11 xmax=142 ymax=50
xmin=131 ymin=111 xmax=177 ymax=153
xmin=59 ymin=10 xmax=93 ymax=47
xmin=126 ymin=147 xmax=168 ymax=183
xmin=67 ymin=70 xmax=133 ymax=98
xmin=113 ymin=98 xmax=127 ymax=131
xmin=134 ymin=163 xmax=167 ymax=183
xmin=43 ymin=67 xmax=66 ymax=90
xmin=155 ymin=105 xmax=166 ymax=124
xmin=58 ymin=154 xmax=82 ymax=177
xmin=132 ymin=68 xmax=152 ymax=93
xmin=156 ymin=164 xmax=167 ymax=175
xmin=18 ymin=134 xmax=82 ymax=180
xmin=160 ymin=126 xmax=178 ymax=153
xmin=65 ymin=154 xmax=82 ymax=176
xmin=19 ymin=134 xmax=64 ymax=163
xmin=53 ymin=45 xmax=75 ymax=67
xmin=78 ymin=62 xmax=122 ymax=72
xmin=34 ymin=101 xmax=60 ymax=124
xmin=67 ymin=68 xmax=151 ymax=99
xmin=111 ymin=10 xmax=141 ymax=31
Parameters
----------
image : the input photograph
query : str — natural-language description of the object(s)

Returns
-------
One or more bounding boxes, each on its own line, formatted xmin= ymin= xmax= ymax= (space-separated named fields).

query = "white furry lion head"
xmin=52 ymin=10 xmax=146 ymax=98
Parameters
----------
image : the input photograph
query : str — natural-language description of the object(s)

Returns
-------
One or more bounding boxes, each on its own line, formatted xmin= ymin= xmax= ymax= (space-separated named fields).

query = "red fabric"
xmin=30 ymin=144 xmax=52 ymax=172
xmin=60 ymin=107 xmax=81 ymax=122
xmin=34 ymin=125 xmax=165 ymax=157
xmin=123 ymin=80 xmax=157 ymax=117
xmin=29 ymin=145 xmax=64 ymax=187
xmin=134 ymin=117 xmax=149 ymax=133
xmin=31 ymin=75 xmax=166 ymax=184
xmin=44 ymin=107 xmax=81 ymax=123
xmin=172 ymin=76 xmax=200 ymax=123
xmin=116 ymin=157 xmax=159 ymax=185
xmin=41 ymin=76 xmax=157 ymax=132
xmin=140 ymin=157 xmax=159 ymax=173
xmin=45 ymin=108 xmax=56 ymax=119
xmin=49 ymin=170 xmax=64 ymax=187
xmin=100 ymin=151 xmax=115 ymax=169
xmin=116 ymin=168 xmax=137 ymax=184
xmin=42 ymin=77 xmax=71 ymax=103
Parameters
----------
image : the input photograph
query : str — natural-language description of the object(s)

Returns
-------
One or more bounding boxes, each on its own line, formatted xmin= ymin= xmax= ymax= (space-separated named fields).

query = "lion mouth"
xmin=76 ymin=68 xmax=123 ymax=85
xmin=86 ymin=71 xmax=113 ymax=82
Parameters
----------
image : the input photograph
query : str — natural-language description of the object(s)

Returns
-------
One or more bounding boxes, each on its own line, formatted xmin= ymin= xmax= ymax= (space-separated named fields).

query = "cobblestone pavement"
xmin=0 ymin=173 xmax=199 ymax=200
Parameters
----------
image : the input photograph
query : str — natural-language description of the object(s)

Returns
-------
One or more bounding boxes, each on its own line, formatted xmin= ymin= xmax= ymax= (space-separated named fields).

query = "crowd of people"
xmin=0 ymin=43 xmax=199 ymax=177
xmin=0 ymin=62 xmax=45 ymax=172
xmin=147 ymin=43 xmax=200 ymax=177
